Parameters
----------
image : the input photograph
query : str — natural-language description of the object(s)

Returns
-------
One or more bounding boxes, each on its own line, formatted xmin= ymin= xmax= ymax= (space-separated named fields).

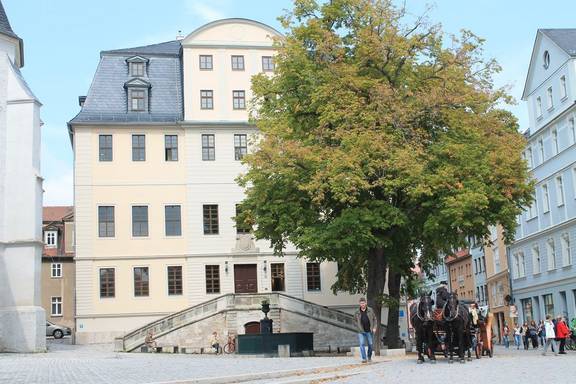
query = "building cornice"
xmin=512 ymin=217 xmax=576 ymax=245
xmin=74 ymin=251 xmax=298 ymax=262
xmin=511 ymin=273 xmax=576 ymax=294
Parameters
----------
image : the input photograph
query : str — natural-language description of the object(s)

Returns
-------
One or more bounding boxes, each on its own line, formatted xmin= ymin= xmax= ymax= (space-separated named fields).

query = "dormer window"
xmin=131 ymin=62 xmax=145 ymax=77
xmin=126 ymin=56 xmax=149 ymax=77
xmin=124 ymin=78 xmax=151 ymax=112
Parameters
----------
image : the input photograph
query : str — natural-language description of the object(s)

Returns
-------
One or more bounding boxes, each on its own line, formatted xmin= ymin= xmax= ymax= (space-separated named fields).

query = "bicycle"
xmin=223 ymin=335 xmax=236 ymax=354
xmin=566 ymin=335 xmax=576 ymax=351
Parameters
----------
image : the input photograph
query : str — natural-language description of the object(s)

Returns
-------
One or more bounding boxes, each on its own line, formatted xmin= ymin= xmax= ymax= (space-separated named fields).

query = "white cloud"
xmin=185 ymin=0 xmax=229 ymax=22
xmin=43 ymin=168 xmax=73 ymax=207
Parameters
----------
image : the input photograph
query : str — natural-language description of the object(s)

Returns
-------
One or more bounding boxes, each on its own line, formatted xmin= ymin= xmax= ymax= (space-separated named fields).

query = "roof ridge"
xmin=101 ymin=40 xmax=181 ymax=56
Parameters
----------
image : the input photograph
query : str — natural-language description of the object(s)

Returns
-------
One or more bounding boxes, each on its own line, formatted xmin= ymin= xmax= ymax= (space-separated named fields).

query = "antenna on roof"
xmin=176 ymin=30 xmax=185 ymax=40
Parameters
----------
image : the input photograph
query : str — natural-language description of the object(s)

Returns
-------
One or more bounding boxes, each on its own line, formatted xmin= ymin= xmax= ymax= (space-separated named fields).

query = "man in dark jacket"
xmin=354 ymin=297 xmax=378 ymax=363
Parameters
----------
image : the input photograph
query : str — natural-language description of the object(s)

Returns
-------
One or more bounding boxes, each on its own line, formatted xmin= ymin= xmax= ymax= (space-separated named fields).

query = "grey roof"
xmin=101 ymin=40 xmax=182 ymax=57
xmin=70 ymin=41 xmax=183 ymax=124
xmin=540 ymin=29 xmax=576 ymax=56
xmin=0 ymin=0 xmax=18 ymax=39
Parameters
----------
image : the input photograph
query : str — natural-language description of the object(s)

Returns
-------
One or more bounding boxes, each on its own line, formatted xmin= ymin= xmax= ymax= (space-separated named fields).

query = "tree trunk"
xmin=385 ymin=269 xmax=402 ymax=349
xmin=366 ymin=247 xmax=387 ymax=356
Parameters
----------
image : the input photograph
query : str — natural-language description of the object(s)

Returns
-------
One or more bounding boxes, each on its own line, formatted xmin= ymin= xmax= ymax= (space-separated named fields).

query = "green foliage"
xmin=237 ymin=0 xmax=534 ymax=293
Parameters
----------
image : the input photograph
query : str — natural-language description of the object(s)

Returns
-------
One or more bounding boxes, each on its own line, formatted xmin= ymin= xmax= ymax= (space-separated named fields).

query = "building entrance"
xmin=234 ymin=264 xmax=258 ymax=293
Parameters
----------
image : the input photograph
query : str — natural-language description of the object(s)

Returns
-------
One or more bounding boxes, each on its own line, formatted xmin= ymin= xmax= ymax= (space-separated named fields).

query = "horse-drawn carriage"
xmin=410 ymin=292 xmax=494 ymax=364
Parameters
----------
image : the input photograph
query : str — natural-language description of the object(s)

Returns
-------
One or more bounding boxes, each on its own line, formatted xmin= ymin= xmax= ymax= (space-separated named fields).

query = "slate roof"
xmin=0 ymin=0 xmax=18 ymax=39
xmin=540 ymin=29 xmax=576 ymax=56
xmin=69 ymin=40 xmax=183 ymax=124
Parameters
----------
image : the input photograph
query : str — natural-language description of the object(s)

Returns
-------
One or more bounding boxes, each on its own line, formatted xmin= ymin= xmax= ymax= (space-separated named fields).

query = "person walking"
xmin=555 ymin=316 xmax=570 ymax=354
xmin=537 ymin=320 xmax=546 ymax=347
xmin=521 ymin=322 xmax=529 ymax=350
xmin=354 ymin=297 xmax=377 ymax=363
xmin=529 ymin=320 xmax=539 ymax=348
xmin=513 ymin=323 xmax=522 ymax=349
xmin=542 ymin=315 xmax=558 ymax=356
xmin=502 ymin=323 xmax=510 ymax=348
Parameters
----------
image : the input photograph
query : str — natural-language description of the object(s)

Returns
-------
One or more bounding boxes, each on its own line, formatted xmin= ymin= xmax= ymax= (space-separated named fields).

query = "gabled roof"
xmin=101 ymin=40 xmax=181 ymax=57
xmin=124 ymin=78 xmax=151 ymax=88
xmin=539 ymin=29 xmax=576 ymax=56
xmin=43 ymin=206 xmax=73 ymax=223
xmin=0 ymin=0 xmax=18 ymax=39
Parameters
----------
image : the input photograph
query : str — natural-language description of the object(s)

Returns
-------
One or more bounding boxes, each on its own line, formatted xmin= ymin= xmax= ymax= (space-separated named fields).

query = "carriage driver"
xmin=435 ymin=281 xmax=450 ymax=309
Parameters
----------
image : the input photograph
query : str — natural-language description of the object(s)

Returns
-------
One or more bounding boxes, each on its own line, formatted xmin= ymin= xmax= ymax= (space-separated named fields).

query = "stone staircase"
xmin=115 ymin=293 xmax=362 ymax=352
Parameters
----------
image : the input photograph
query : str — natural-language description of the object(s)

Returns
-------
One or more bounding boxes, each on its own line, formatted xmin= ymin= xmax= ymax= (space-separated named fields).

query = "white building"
xmin=0 ymin=0 xmax=45 ymax=352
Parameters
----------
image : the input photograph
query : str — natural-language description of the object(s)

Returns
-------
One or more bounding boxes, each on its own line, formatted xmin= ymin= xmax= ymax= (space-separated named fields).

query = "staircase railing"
xmin=117 ymin=292 xmax=366 ymax=352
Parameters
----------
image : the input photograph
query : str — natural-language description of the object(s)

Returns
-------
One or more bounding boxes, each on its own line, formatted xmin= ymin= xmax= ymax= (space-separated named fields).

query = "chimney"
xmin=78 ymin=96 xmax=86 ymax=107
xmin=176 ymin=30 xmax=185 ymax=40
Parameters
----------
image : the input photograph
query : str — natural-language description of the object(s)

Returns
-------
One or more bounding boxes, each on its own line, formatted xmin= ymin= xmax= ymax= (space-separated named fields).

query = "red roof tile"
xmin=43 ymin=206 xmax=73 ymax=222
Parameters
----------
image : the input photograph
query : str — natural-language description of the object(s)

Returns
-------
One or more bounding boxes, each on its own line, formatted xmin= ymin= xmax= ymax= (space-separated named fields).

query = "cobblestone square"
xmin=1 ymin=340 xmax=574 ymax=384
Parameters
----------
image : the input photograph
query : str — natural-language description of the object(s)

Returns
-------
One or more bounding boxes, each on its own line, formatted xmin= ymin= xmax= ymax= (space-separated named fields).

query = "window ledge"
xmin=561 ymin=96 xmax=568 ymax=102
xmin=562 ymin=264 xmax=572 ymax=269
xmin=557 ymin=203 xmax=565 ymax=208
xmin=527 ymin=216 xmax=538 ymax=222
xmin=537 ymin=115 xmax=543 ymax=121
xmin=547 ymin=107 xmax=555 ymax=112
xmin=50 ymin=315 xmax=63 ymax=318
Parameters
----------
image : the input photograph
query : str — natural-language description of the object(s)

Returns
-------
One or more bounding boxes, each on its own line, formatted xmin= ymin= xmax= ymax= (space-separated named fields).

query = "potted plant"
xmin=261 ymin=299 xmax=270 ymax=317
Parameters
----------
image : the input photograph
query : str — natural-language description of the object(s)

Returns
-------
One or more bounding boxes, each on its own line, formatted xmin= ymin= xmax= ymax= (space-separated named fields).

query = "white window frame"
xmin=45 ymin=230 xmax=57 ymax=248
xmin=542 ymin=183 xmax=550 ymax=213
xmin=526 ymin=147 xmax=533 ymax=169
xmin=538 ymin=139 xmax=545 ymax=163
xmin=51 ymin=263 xmax=62 ymax=278
xmin=547 ymin=238 xmax=556 ymax=270
xmin=556 ymin=175 xmax=565 ymax=206
xmin=519 ymin=252 xmax=526 ymax=277
xmin=547 ymin=87 xmax=554 ymax=109
xmin=532 ymin=245 xmax=540 ymax=274
xmin=570 ymin=118 xmax=576 ymax=145
xmin=536 ymin=96 xmax=543 ymax=117
xmin=560 ymin=76 xmax=567 ymax=99
xmin=561 ymin=233 xmax=571 ymax=267
xmin=51 ymin=296 xmax=62 ymax=317
xmin=552 ymin=128 xmax=558 ymax=155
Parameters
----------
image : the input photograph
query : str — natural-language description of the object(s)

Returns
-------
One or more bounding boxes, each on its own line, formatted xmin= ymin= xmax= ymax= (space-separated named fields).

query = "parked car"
xmin=46 ymin=321 xmax=71 ymax=339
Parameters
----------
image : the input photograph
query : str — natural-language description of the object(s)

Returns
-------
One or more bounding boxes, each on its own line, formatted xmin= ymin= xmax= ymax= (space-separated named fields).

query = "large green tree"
xmin=237 ymin=0 xmax=533 ymax=350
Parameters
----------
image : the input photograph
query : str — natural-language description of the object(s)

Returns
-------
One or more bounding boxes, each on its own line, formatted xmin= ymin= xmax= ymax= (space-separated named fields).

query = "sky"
xmin=4 ymin=0 xmax=576 ymax=206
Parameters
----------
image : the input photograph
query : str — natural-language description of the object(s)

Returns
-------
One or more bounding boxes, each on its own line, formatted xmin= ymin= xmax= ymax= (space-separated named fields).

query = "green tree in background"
xmin=237 ymin=0 xmax=533 ymax=350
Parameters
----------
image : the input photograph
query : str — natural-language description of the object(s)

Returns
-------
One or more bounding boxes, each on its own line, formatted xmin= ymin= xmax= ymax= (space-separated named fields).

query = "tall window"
xmin=134 ymin=267 xmax=149 ymax=297
xmin=542 ymin=184 xmax=550 ymax=212
xmin=532 ymin=245 xmax=540 ymax=274
xmin=132 ymin=206 xmax=148 ymax=237
xmin=528 ymin=193 xmax=538 ymax=219
xmin=521 ymin=298 xmax=533 ymax=323
xmin=538 ymin=139 xmax=544 ymax=163
xmin=200 ymin=90 xmax=213 ymax=109
xmin=306 ymin=262 xmax=321 ymax=291
xmin=165 ymin=135 xmax=178 ymax=161
xmin=556 ymin=176 xmax=565 ymax=206
xmin=493 ymin=244 xmax=500 ymax=273
xmin=233 ymin=90 xmax=246 ymax=110
xmin=99 ymin=135 xmax=113 ymax=161
xmin=165 ymin=205 xmax=182 ymax=236
xmin=45 ymin=231 xmax=57 ymax=247
xmin=231 ymin=55 xmax=245 ymax=70
xmin=560 ymin=76 xmax=567 ymax=99
xmin=271 ymin=263 xmax=285 ymax=291
xmin=536 ymin=97 xmax=543 ymax=117
xmin=167 ymin=266 xmax=183 ymax=296
xmin=552 ymin=129 xmax=558 ymax=155
xmin=547 ymin=87 xmax=553 ymax=109
xmin=543 ymin=294 xmax=554 ymax=318
xmin=51 ymin=297 xmax=62 ymax=316
xmin=132 ymin=134 xmax=146 ymax=161
xmin=262 ymin=56 xmax=274 ymax=71
xmin=234 ymin=134 xmax=247 ymax=160
xmin=519 ymin=252 xmax=526 ymax=277
xmin=547 ymin=238 xmax=556 ymax=270
xmin=203 ymin=204 xmax=219 ymax=235
xmin=561 ymin=233 xmax=571 ymax=266
xmin=99 ymin=268 xmax=115 ymax=298
xmin=98 ymin=206 xmax=115 ymax=237
xmin=513 ymin=253 xmax=520 ymax=278
xmin=199 ymin=55 xmax=213 ymax=70
xmin=202 ymin=134 xmax=215 ymax=161
xmin=205 ymin=265 xmax=220 ymax=294
xmin=129 ymin=89 xmax=146 ymax=111
xmin=526 ymin=147 xmax=533 ymax=168
xmin=235 ymin=204 xmax=251 ymax=234
xmin=569 ymin=118 xmax=575 ymax=144
xmin=51 ymin=263 xmax=62 ymax=278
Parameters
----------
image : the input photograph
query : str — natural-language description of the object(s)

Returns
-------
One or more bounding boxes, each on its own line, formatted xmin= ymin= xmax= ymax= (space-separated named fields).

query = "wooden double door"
xmin=234 ymin=264 xmax=258 ymax=293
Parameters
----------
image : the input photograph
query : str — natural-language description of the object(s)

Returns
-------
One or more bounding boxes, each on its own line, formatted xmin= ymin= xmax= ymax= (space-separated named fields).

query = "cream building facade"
xmin=70 ymin=19 xmax=364 ymax=344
